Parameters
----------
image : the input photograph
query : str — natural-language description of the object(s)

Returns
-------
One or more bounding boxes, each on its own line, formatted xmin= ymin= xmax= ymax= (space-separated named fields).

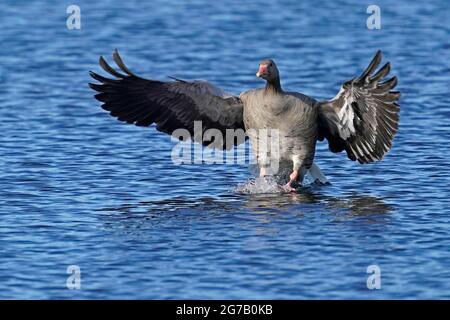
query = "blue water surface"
xmin=1 ymin=0 xmax=450 ymax=299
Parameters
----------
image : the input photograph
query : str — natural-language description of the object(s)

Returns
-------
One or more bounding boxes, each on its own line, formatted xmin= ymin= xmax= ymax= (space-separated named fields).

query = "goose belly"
xmin=243 ymin=96 xmax=318 ymax=170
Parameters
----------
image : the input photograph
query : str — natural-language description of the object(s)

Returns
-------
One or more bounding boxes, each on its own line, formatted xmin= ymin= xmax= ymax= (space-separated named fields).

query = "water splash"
xmin=234 ymin=170 xmax=329 ymax=194
xmin=234 ymin=176 xmax=289 ymax=194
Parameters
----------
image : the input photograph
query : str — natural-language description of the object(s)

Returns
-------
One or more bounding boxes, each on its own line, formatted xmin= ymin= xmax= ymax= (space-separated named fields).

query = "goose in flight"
xmin=89 ymin=50 xmax=400 ymax=191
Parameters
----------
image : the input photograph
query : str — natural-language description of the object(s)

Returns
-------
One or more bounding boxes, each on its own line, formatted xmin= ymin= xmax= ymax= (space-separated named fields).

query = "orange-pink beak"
xmin=256 ymin=64 xmax=268 ymax=77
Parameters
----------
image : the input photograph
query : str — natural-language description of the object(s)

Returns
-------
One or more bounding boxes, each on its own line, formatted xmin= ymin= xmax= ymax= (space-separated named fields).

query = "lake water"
xmin=1 ymin=0 xmax=450 ymax=299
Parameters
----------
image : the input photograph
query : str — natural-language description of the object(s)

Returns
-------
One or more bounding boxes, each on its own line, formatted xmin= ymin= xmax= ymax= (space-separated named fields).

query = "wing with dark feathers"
xmin=317 ymin=50 xmax=400 ymax=164
xmin=89 ymin=50 xmax=246 ymax=149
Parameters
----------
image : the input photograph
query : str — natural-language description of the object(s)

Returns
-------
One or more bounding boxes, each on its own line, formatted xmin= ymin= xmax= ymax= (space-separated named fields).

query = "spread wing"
xmin=89 ymin=50 xmax=246 ymax=149
xmin=317 ymin=50 xmax=400 ymax=163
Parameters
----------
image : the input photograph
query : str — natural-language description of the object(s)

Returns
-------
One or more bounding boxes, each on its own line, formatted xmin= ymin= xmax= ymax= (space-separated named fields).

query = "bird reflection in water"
xmin=97 ymin=189 xmax=393 ymax=233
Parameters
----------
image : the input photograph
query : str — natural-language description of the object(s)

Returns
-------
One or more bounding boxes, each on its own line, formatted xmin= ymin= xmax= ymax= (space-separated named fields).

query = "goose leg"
xmin=284 ymin=157 xmax=307 ymax=192
xmin=259 ymin=166 xmax=268 ymax=177
xmin=284 ymin=169 xmax=299 ymax=192
xmin=258 ymin=154 xmax=271 ymax=177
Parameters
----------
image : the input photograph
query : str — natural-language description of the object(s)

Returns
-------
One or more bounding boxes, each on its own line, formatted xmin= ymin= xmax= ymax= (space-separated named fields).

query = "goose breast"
xmin=240 ymin=89 xmax=318 ymax=167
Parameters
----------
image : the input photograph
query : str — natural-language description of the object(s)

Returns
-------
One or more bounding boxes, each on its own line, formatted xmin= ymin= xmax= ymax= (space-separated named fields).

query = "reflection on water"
xmin=326 ymin=193 xmax=393 ymax=218
xmin=98 ymin=190 xmax=393 ymax=232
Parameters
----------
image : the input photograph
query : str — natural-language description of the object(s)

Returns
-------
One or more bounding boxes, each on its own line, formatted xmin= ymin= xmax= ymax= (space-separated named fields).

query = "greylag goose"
xmin=89 ymin=50 xmax=400 ymax=191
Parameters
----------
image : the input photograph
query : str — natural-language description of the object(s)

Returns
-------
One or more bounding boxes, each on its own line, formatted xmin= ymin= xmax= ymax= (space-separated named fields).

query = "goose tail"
xmin=308 ymin=163 xmax=330 ymax=185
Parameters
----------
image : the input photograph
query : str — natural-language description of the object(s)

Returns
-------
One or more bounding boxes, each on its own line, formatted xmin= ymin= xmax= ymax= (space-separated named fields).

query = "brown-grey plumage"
xmin=89 ymin=50 xmax=400 ymax=188
xmin=240 ymin=88 xmax=318 ymax=171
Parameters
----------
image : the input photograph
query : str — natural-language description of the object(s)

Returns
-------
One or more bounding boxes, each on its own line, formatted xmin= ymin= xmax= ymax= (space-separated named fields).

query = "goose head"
xmin=256 ymin=59 xmax=279 ymax=82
